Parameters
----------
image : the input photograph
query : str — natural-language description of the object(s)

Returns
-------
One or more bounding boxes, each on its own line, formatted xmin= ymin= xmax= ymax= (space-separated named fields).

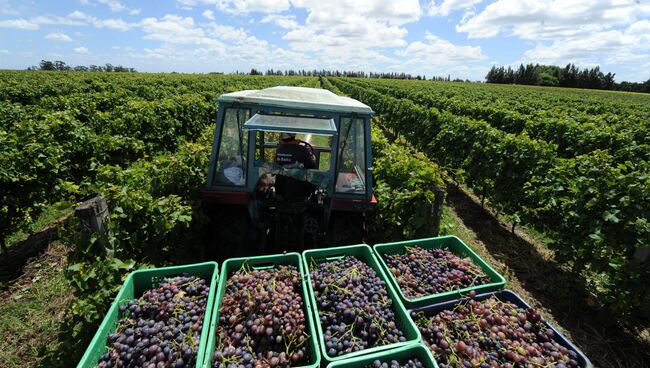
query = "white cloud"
xmin=202 ymin=9 xmax=215 ymax=20
xmin=0 ymin=18 xmax=39 ymax=30
xmin=452 ymin=0 xmax=650 ymax=81
xmin=0 ymin=49 xmax=9 ymax=54
xmin=294 ymin=0 xmax=421 ymax=26
xmin=175 ymin=0 xmax=290 ymax=13
xmin=174 ymin=0 xmax=218 ymax=9
xmin=457 ymin=0 xmax=650 ymax=40
xmin=169 ymin=0 xmax=422 ymax=72
xmin=141 ymin=15 xmax=224 ymax=47
xmin=95 ymin=18 xmax=137 ymax=31
xmin=217 ymin=0 xmax=290 ymax=14
xmin=260 ymin=14 xmax=298 ymax=29
xmin=428 ymin=0 xmax=483 ymax=16
xmin=520 ymin=21 xmax=650 ymax=68
xmin=393 ymin=32 xmax=487 ymax=78
xmin=0 ymin=11 xmax=136 ymax=31
xmin=276 ymin=0 xmax=421 ymax=70
xmin=45 ymin=32 xmax=73 ymax=41
xmin=397 ymin=32 xmax=486 ymax=62
xmin=73 ymin=46 xmax=90 ymax=54
xmin=205 ymin=23 xmax=249 ymax=42
xmin=522 ymin=31 xmax=634 ymax=63
xmin=98 ymin=0 xmax=140 ymax=15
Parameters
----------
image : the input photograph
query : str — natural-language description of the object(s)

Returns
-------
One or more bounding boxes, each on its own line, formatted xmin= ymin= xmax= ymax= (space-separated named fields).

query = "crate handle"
xmin=252 ymin=263 xmax=276 ymax=270
xmin=324 ymin=254 xmax=345 ymax=261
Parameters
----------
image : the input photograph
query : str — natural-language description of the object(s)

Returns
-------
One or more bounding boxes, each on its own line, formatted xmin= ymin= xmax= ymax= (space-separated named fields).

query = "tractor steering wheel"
xmin=298 ymin=140 xmax=315 ymax=157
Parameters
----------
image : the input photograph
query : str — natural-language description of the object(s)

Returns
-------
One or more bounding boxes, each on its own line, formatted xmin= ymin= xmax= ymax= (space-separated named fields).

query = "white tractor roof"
xmin=218 ymin=86 xmax=374 ymax=115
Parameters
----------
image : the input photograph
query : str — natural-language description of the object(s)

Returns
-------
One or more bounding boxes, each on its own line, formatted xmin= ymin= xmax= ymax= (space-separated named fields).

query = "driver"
xmin=275 ymin=132 xmax=317 ymax=169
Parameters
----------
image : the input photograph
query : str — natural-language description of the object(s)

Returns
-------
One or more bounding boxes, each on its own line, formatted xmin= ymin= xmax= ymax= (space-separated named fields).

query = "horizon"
xmin=1 ymin=1 xmax=649 ymax=82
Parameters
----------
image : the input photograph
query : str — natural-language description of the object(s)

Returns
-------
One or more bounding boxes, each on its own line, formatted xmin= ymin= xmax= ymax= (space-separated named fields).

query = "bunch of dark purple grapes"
xmin=414 ymin=296 xmax=581 ymax=368
xmin=310 ymin=256 xmax=406 ymax=358
xmin=370 ymin=358 xmax=424 ymax=368
xmin=97 ymin=275 xmax=209 ymax=368
xmin=383 ymin=246 xmax=490 ymax=298
xmin=211 ymin=265 xmax=309 ymax=368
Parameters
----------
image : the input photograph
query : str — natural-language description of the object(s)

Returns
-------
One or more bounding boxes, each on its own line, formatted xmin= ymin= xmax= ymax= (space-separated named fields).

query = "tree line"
xmin=24 ymin=60 xmax=471 ymax=81
xmin=27 ymin=60 xmax=137 ymax=72
xmin=486 ymin=63 xmax=650 ymax=93
xmin=241 ymin=68 xmax=463 ymax=81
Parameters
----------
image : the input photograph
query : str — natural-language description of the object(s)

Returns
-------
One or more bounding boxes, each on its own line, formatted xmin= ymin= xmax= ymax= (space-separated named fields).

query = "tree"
xmin=39 ymin=60 xmax=55 ymax=70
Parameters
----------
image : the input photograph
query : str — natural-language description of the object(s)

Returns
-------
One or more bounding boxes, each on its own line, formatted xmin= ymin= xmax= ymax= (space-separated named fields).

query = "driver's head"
xmin=280 ymin=132 xmax=297 ymax=142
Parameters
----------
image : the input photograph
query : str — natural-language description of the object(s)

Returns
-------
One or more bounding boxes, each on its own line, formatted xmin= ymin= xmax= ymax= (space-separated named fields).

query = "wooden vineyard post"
xmin=431 ymin=187 xmax=446 ymax=236
xmin=74 ymin=196 xmax=112 ymax=254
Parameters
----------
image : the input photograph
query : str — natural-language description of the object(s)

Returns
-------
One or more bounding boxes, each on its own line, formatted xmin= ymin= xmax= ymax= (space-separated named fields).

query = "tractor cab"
xmin=202 ymin=86 xmax=375 ymax=258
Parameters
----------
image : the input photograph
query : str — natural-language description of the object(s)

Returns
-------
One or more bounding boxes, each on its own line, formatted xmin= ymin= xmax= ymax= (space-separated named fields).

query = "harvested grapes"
xmin=211 ymin=265 xmax=309 ymax=368
xmin=383 ymin=246 xmax=490 ymax=298
xmin=369 ymin=358 xmax=424 ymax=368
xmin=413 ymin=295 xmax=581 ymax=368
xmin=310 ymin=256 xmax=406 ymax=357
xmin=97 ymin=275 xmax=210 ymax=368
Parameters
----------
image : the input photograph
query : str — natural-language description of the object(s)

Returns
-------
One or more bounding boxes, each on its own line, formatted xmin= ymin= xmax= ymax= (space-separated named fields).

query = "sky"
xmin=0 ymin=0 xmax=649 ymax=81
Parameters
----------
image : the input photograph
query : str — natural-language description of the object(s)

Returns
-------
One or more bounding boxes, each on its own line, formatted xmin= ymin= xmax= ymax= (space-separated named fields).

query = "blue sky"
xmin=1 ymin=0 xmax=649 ymax=81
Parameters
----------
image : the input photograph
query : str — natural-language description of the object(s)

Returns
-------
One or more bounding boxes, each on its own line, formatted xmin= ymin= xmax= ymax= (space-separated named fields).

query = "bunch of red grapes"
xmin=97 ymin=275 xmax=210 ymax=368
xmin=383 ymin=246 xmax=491 ymax=298
xmin=414 ymin=296 xmax=581 ymax=368
xmin=310 ymin=256 xmax=406 ymax=358
xmin=370 ymin=358 xmax=424 ymax=368
xmin=211 ymin=265 xmax=309 ymax=368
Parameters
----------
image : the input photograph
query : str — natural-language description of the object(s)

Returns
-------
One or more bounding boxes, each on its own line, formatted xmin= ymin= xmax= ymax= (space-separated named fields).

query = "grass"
xmin=0 ymin=241 xmax=74 ymax=368
xmin=6 ymin=202 xmax=73 ymax=248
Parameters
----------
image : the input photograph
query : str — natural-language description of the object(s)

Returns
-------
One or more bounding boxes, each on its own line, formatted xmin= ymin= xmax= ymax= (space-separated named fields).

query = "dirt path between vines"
xmin=0 ymin=214 xmax=70 ymax=285
xmin=0 ymin=241 xmax=74 ymax=368
xmin=444 ymin=185 xmax=650 ymax=368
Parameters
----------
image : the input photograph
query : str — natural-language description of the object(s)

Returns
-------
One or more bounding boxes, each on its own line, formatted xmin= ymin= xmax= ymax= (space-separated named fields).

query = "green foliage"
xmin=0 ymin=71 xmax=314 ymax=252
xmin=94 ymin=138 xmax=211 ymax=262
xmin=347 ymin=77 xmax=649 ymax=161
xmin=330 ymin=76 xmax=650 ymax=324
xmin=528 ymin=151 xmax=650 ymax=320
xmin=67 ymin=257 xmax=137 ymax=325
xmin=0 ymin=72 xmax=317 ymax=366
xmin=368 ymin=125 xmax=445 ymax=242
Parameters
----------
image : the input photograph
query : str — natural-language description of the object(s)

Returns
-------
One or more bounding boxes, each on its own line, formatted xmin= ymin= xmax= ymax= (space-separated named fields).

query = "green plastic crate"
xmin=76 ymin=261 xmax=219 ymax=368
xmin=326 ymin=343 xmax=438 ymax=368
xmin=373 ymin=236 xmax=506 ymax=308
xmin=202 ymin=252 xmax=320 ymax=368
xmin=302 ymin=244 xmax=421 ymax=365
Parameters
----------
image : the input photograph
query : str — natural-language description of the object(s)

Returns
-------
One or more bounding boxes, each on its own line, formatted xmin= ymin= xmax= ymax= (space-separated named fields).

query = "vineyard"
xmin=0 ymin=71 xmax=648 ymax=368
xmin=325 ymin=77 xmax=650 ymax=323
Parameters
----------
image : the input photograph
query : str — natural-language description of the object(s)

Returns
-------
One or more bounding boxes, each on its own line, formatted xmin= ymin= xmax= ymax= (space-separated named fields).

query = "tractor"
xmin=201 ymin=86 xmax=376 ymax=259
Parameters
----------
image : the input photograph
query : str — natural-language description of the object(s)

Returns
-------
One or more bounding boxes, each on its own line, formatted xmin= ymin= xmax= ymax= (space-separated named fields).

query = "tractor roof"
xmin=218 ymin=86 xmax=374 ymax=115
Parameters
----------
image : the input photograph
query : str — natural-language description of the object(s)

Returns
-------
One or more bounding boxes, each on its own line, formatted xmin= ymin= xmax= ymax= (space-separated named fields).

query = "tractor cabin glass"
xmin=213 ymin=108 xmax=250 ymax=187
xmin=336 ymin=117 xmax=366 ymax=194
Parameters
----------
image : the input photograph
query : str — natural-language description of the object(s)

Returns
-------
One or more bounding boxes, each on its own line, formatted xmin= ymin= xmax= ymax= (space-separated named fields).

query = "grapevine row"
xmin=328 ymin=77 xmax=650 ymax=323
xmin=347 ymin=78 xmax=649 ymax=161
xmin=0 ymin=72 xmax=312 ymax=253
